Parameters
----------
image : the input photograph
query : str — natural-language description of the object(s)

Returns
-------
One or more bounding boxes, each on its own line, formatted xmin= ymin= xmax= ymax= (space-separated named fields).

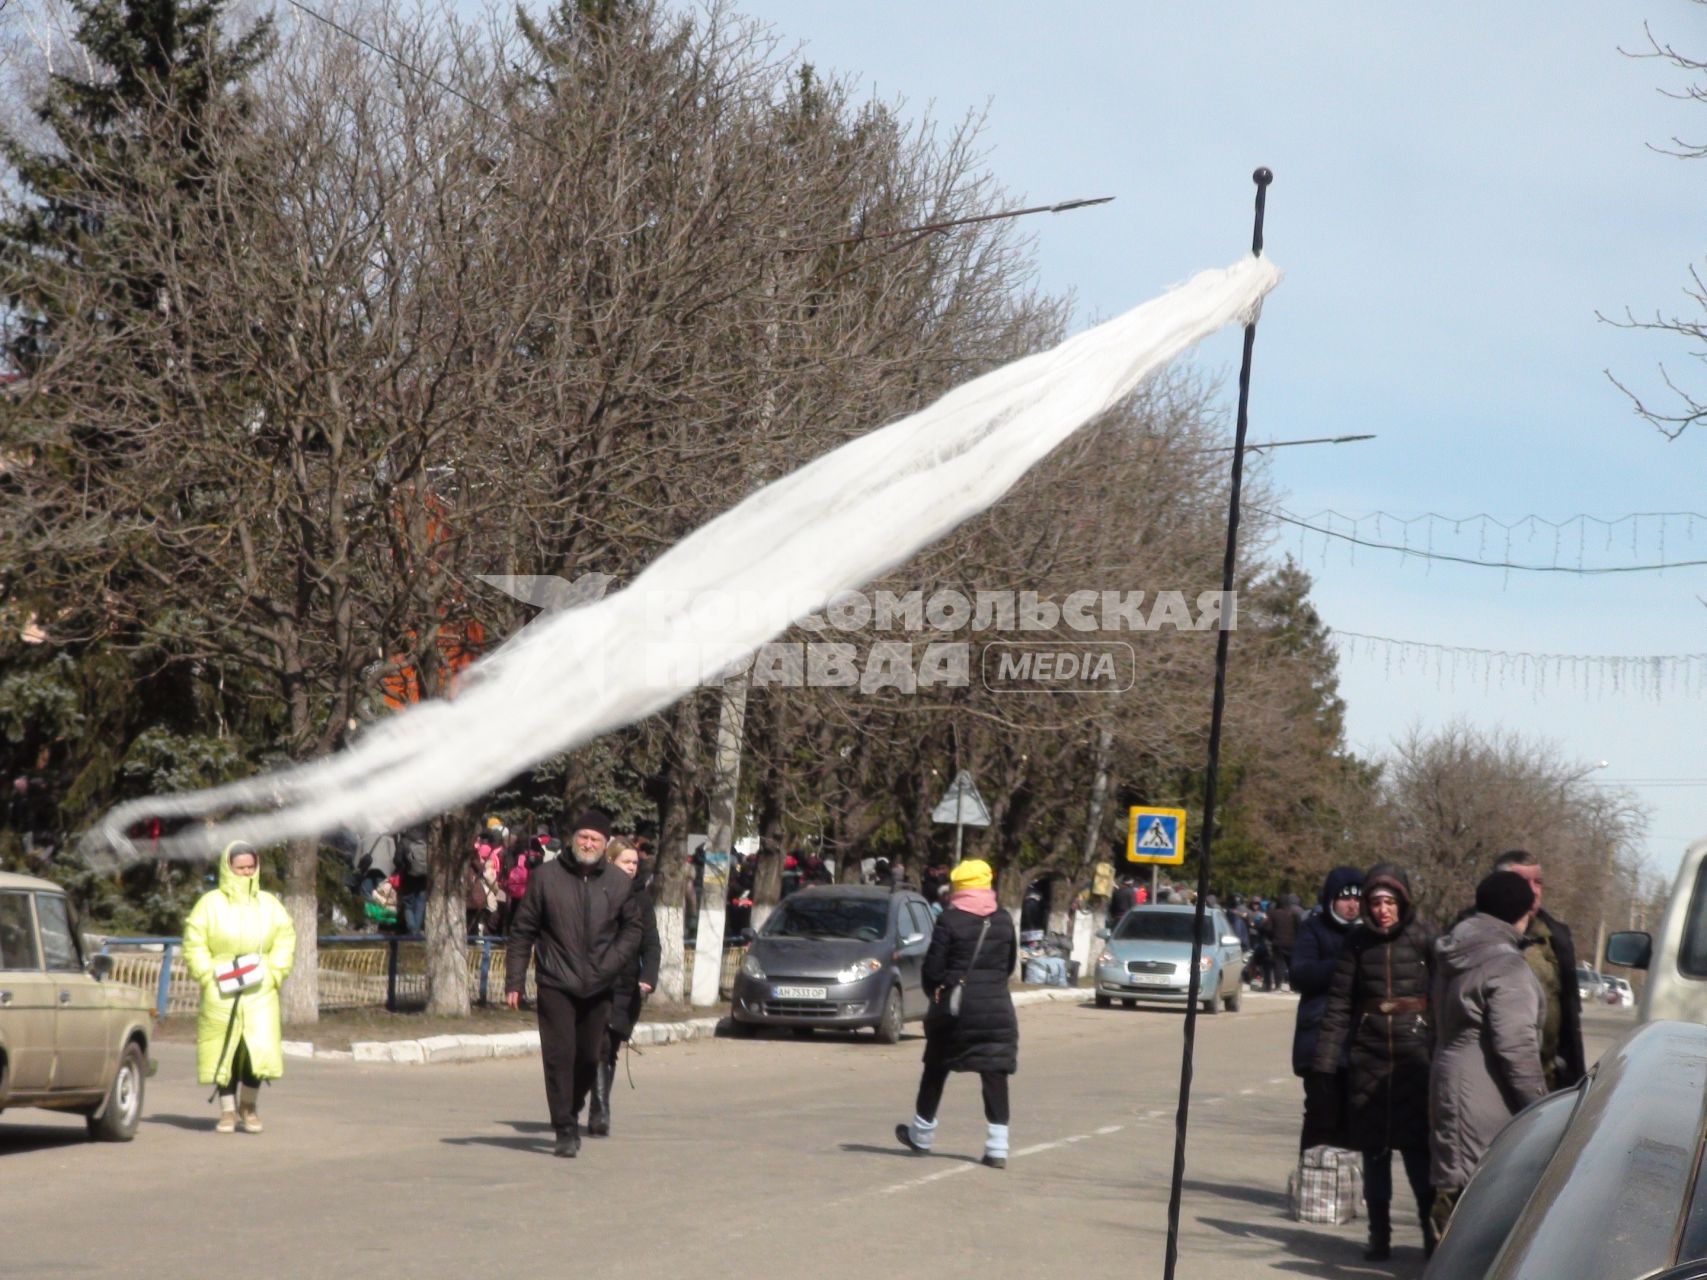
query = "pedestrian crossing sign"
xmin=1126 ymin=806 xmax=1188 ymax=865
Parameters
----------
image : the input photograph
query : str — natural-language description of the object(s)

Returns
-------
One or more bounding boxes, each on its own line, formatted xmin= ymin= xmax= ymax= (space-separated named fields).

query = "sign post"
xmin=1126 ymin=806 xmax=1188 ymax=905
xmin=931 ymin=771 xmax=992 ymax=866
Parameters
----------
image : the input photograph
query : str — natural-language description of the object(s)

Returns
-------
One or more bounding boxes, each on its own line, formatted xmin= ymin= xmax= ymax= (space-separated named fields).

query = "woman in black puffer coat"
xmin=587 ymin=839 xmax=660 ymax=1139
xmin=895 ymin=858 xmax=1017 ymax=1169
xmin=1311 ymin=862 xmax=1438 ymax=1262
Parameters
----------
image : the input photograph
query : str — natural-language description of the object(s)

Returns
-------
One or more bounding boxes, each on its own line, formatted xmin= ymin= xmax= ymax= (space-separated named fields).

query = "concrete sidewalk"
xmin=282 ymin=983 xmax=1103 ymax=1065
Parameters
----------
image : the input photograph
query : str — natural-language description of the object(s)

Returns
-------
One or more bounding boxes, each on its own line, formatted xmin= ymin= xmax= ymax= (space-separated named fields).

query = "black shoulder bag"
xmin=944 ymin=917 xmax=993 ymax=1018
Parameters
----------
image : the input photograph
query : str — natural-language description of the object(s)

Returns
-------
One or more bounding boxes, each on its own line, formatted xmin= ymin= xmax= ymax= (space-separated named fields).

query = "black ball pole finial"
xmin=1250 ymin=166 xmax=1273 ymax=256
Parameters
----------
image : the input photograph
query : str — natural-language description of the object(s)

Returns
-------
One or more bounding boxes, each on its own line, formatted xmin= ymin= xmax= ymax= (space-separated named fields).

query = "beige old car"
xmin=0 ymin=871 xmax=155 ymax=1140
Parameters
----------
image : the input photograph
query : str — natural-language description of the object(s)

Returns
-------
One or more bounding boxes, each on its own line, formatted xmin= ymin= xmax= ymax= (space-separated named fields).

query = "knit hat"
xmin=1318 ymin=864 xmax=1363 ymax=910
xmin=570 ymin=809 xmax=612 ymax=839
xmin=1475 ymin=870 xmax=1534 ymax=925
xmin=949 ymin=859 xmax=994 ymax=890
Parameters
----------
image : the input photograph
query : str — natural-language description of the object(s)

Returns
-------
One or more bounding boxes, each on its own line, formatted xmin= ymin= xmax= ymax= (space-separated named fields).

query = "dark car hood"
xmin=751 ymin=935 xmax=882 ymax=976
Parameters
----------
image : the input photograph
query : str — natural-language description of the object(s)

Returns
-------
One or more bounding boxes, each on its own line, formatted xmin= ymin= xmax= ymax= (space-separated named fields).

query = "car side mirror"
xmin=738 ymin=927 xmax=756 ymax=945
xmin=1096 ymin=928 xmax=1111 ymax=940
xmin=1605 ymin=931 xmax=1652 ymax=971
xmin=88 ymin=952 xmax=114 ymax=981
xmin=1220 ymin=935 xmax=1242 ymax=947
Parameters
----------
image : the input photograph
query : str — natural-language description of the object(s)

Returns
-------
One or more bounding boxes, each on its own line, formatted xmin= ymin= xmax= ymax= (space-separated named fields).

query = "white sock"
xmin=985 ymin=1123 xmax=1010 ymax=1159
xmin=909 ymin=1114 xmax=937 ymax=1150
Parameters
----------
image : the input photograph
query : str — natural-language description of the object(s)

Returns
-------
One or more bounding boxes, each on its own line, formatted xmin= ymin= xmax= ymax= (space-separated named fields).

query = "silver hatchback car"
xmin=1092 ymin=904 xmax=1245 ymax=1013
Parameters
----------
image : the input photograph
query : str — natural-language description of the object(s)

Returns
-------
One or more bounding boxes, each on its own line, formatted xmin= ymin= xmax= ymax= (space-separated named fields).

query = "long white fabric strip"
xmin=90 ymin=254 xmax=1280 ymax=860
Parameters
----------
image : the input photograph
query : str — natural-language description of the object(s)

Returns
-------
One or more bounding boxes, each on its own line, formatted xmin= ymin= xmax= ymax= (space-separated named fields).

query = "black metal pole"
xmin=1161 ymin=167 xmax=1272 ymax=1280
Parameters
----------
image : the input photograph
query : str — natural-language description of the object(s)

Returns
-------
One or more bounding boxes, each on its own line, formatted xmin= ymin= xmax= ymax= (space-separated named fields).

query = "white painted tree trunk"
xmin=690 ymin=902 xmax=726 ymax=1007
xmin=1070 ymin=909 xmax=1095 ymax=982
xmin=656 ymin=904 xmax=687 ymax=1003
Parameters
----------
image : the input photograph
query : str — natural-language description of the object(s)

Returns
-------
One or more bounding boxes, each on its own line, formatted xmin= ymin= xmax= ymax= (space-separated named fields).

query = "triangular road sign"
xmin=931 ymin=770 xmax=992 ymax=827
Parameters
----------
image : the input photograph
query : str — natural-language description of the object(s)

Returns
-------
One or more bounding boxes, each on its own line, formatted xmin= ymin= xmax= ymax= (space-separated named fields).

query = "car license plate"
xmin=773 ymin=985 xmax=827 ymax=999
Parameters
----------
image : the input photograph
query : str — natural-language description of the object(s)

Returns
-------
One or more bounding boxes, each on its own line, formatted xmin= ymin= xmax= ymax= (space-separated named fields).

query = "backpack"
xmin=397 ymin=834 xmax=430 ymax=880
xmin=504 ymin=854 xmax=531 ymax=901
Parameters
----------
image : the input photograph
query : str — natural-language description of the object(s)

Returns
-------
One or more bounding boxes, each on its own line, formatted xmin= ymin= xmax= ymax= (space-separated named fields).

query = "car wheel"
xmin=1203 ymin=986 xmax=1221 ymax=1015
xmin=1094 ymin=993 xmax=1112 ymax=1009
xmin=87 ymin=1042 xmax=145 ymax=1142
xmin=727 ymin=1016 xmax=758 ymax=1038
xmin=875 ymin=987 xmax=903 ymax=1044
xmin=1121 ymin=998 xmax=1136 ymax=1010
xmin=1225 ymin=981 xmax=1242 ymax=1013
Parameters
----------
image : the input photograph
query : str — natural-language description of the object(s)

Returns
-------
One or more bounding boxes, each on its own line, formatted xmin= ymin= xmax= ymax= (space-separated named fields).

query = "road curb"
xmin=281 ymin=985 xmax=1094 ymax=1065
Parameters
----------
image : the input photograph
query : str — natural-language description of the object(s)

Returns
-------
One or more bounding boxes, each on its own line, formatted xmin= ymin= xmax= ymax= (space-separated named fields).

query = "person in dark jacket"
xmin=1452 ymin=849 xmax=1585 ymax=1091
xmin=894 ymin=858 xmax=1018 ymax=1169
xmin=1429 ymin=871 xmax=1547 ymax=1239
xmin=1263 ymin=892 xmax=1305 ymax=990
xmin=1311 ymin=863 xmax=1438 ymax=1262
xmin=505 ymin=810 xmax=642 ymax=1158
xmin=1291 ymin=865 xmax=1363 ymax=1150
xmin=588 ymin=838 xmax=660 ymax=1139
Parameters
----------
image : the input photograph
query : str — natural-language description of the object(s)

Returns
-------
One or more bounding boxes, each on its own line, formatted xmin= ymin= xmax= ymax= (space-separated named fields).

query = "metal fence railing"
xmin=98 ymin=934 xmax=748 ymax=1017
xmin=98 ymin=935 xmax=543 ymax=1017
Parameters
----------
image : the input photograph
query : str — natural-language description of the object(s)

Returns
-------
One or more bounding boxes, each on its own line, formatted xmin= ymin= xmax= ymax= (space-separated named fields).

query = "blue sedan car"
xmin=1093 ymin=904 xmax=1245 ymax=1013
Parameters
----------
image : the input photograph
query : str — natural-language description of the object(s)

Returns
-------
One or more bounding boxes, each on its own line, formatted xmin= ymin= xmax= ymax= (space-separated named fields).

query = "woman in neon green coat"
xmin=182 ymin=842 xmax=296 ymax=1134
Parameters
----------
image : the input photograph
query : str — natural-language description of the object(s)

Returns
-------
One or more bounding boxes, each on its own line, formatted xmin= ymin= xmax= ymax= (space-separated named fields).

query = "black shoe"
xmin=1364 ymin=1202 xmax=1392 ymax=1262
xmin=553 ymin=1123 xmax=580 ymax=1158
xmin=587 ymin=1058 xmax=613 ymax=1137
xmin=895 ymin=1123 xmax=929 ymax=1155
xmin=982 ymin=1155 xmax=1007 ymax=1170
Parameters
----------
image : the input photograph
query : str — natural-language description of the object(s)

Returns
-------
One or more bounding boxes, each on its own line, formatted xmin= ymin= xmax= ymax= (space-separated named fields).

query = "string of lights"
xmin=1329 ymin=629 xmax=1707 ymax=700
xmin=1262 ymin=508 xmax=1707 ymax=573
xmin=1271 ymin=507 xmax=1707 ymax=576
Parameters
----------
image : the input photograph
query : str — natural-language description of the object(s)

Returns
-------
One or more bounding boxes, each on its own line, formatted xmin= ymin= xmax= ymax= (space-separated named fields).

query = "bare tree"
xmin=1602 ymin=12 xmax=1707 ymax=438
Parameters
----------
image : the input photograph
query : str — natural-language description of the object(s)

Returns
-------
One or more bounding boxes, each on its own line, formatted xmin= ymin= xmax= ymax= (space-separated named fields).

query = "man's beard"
xmin=572 ymin=846 xmax=603 ymax=866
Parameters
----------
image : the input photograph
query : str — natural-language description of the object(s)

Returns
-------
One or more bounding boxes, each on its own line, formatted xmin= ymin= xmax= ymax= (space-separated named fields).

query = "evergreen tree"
xmin=0 ymin=0 xmax=272 ymax=921
xmin=2 ymin=0 xmax=272 ymax=369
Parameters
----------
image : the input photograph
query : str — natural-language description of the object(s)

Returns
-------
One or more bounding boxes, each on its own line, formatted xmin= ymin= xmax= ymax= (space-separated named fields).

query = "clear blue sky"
xmin=720 ymin=0 xmax=1707 ymax=885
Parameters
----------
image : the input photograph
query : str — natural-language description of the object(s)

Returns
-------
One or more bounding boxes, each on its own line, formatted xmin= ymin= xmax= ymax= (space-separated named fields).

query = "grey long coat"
xmin=1429 ymin=914 xmax=1548 ymax=1190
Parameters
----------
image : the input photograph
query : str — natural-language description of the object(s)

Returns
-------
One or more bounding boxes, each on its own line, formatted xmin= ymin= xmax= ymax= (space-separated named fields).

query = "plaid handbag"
xmin=1288 ymin=1145 xmax=1363 ymax=1224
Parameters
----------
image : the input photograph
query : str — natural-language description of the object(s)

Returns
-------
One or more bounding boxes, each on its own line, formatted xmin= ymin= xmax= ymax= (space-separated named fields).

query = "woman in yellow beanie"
xmin=895 ymin=858 xmax=1018 ymax=1168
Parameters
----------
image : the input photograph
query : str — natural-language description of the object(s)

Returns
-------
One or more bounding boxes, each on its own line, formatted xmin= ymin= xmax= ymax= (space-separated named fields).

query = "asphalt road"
xmin=3 ymin=993 xmax=1635 ymax=1280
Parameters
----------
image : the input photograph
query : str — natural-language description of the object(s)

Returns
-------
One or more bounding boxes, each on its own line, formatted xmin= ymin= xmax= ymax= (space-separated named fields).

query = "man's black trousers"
xmin=536 ymin=985 xmax=613 ymax=1132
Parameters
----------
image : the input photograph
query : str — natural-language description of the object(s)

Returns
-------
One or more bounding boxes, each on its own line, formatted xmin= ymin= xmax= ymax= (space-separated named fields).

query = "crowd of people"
xmin=1290 ymin=850 xmax=1581 ymax=1262
xmin=177 ymin=818 xmax=1585 ymax=1225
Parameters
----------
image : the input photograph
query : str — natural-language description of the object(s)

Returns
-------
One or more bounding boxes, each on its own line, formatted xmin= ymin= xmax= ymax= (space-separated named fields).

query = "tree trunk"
xmin=425 ymin=815 xmax=471 ymax=1016
xmin=706 ymin=674 xmax=748 ymax=855
xmin=652 ymin=705 xmax=694 ymax=1003
xmin=1081 ymin=725 xmax=1115 ymax=875
xmin=279 ymin=835 xmax=320 ymax=1027
xmin=750 ymin=703 xmax=785 ymax=925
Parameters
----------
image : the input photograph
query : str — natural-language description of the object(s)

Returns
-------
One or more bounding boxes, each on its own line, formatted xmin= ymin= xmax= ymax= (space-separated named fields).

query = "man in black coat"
xmin=1454 ymin=849 xmax=1585 ymax=1090
xmin=1263 ymin=892 xmax=1306 ymax=990
xmin=506 ymin=809 xmax=642 ymax=1157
